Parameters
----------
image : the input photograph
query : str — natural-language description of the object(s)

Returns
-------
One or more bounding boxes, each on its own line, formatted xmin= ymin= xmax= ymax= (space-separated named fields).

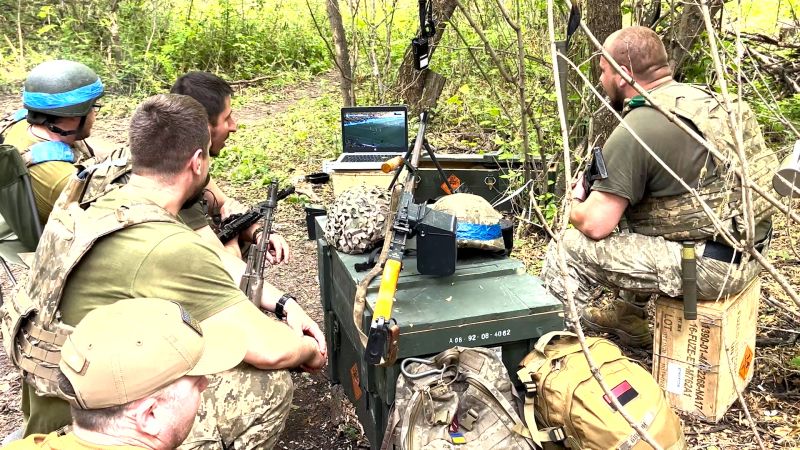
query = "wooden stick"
xmin=724 ymin=336 xmax=766 ymax=450
xmin=546 ymin=1 xmax=663 ymax=447
xmin=699 ymin=0 xmax=756 ymax=246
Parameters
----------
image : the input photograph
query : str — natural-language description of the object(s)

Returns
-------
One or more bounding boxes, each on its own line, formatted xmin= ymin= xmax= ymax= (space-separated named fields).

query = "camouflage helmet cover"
xmin=324 ymin=185 xmax=391 ymax=254
xmin=23 ymin=60 xmax=104 ymax=117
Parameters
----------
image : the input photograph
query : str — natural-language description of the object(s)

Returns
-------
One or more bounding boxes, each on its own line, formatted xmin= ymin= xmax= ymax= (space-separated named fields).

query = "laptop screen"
xmin=341 ymin=106 xmax=408 ymax=153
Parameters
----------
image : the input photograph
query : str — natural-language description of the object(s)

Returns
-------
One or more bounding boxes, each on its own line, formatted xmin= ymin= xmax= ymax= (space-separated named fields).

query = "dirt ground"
xmin=0 ymin=76 xmax=798 ymax=449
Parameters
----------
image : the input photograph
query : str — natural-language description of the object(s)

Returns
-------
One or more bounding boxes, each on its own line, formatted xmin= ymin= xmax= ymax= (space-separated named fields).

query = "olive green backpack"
xmin=517 ymin=332 xmax=687 ymax=450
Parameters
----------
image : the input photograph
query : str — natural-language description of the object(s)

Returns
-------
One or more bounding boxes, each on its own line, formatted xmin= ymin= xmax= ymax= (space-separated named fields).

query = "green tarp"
xmin=0 ymin=144 xmax=42 ymax=259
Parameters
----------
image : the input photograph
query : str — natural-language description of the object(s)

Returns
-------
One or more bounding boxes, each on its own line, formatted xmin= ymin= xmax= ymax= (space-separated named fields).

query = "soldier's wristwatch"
xmin=274 ymin=294 xmax=295 ymax=321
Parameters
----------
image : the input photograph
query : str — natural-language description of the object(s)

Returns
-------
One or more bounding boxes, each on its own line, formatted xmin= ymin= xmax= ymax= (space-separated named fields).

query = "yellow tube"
xmin=374 ymin=259 xmax=401 ymax=318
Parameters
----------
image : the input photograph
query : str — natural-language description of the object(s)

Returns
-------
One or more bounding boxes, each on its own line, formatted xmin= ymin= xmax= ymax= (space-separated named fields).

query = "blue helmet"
xmin=23 ymin=60 xmax=104 ymax=118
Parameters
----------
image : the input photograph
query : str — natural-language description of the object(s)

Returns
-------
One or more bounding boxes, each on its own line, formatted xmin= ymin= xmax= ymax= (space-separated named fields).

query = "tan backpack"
xmin=516 ymin=332 xmax=686 ymax=450
xmin=384 ymin=347 xmax=535 ymax=449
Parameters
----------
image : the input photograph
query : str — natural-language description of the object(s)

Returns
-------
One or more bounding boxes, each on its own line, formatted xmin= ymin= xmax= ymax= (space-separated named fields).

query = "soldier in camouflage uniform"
xmin=541 ymin=26 xmax=776 ymax=347
xmin=1 ymin=94 xmax=326 ymax=447
xmin=0 ymin=60 xmax=104 ymax=225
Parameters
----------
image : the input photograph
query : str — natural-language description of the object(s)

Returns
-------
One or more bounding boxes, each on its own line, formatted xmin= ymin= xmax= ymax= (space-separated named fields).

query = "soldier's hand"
xmin=299 ymin=339 xmax=327 ymax=372
xmin=266 ymin=233 xmax=290 ymax=264
xmin=221 ymin=198 xmax=248 ymax=220
xmin=284 ymin=300 xmax=327 ymax=358
xmin=222 ymin=235 xmax=243 ymax=259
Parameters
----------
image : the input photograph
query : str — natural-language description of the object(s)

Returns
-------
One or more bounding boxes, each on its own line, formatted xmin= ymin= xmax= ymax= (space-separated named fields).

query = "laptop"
xmin=328 ymin=105 xmax=408 ymax=170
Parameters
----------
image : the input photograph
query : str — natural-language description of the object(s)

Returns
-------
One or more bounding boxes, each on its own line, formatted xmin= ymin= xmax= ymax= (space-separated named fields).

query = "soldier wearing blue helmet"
xmin=0 ymin=60 xmax=104 ymax=224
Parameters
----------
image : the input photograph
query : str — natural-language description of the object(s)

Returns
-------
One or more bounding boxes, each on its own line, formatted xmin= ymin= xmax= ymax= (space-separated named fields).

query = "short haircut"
xmin=606 ymin=26 xmax=671 ymax=82
xmin=170 ymin=72 xmax=233 ymax=126
xmin=128 ymin=94 xmax=210 ymax=177
xmin=59 ymin=372 xmax=128 ymax=432
xmin=60 ymin=372 xmax=177 ymax=432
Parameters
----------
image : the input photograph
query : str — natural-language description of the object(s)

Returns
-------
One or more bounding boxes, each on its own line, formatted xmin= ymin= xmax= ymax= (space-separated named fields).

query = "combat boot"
xmin=581 ymin=299 xmax=652 ymax=348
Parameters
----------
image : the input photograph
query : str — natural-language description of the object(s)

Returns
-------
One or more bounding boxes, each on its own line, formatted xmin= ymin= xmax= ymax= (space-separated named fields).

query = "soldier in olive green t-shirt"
xmin=540 ymin=26 xmax=771 ymax=349
xmin=21 ymin=187 xmax=245 ymax=435
xmin=2 ymin=121 xmax=82 ymax=225
xmin=15 ymin=94 xmax=326 ymax=450
xmin=1 ymin=60 xmax=105 ymax=226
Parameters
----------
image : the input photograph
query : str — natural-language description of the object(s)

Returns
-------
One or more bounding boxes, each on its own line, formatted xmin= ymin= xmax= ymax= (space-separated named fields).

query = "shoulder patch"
xmin=12 ymin=109 xmax=27 ymax=122
xmin=28 ymin=141 xmax=75 ymax=165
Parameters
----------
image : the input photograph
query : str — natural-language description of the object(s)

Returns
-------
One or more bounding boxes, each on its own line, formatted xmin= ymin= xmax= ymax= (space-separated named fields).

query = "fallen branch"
xmin=228 ymin=75 xmax=275 ymax=87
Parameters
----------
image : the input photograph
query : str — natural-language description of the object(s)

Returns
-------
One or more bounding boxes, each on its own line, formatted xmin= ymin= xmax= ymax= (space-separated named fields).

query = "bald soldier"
xmin=541 ymin=26 xmax=776 ymax=347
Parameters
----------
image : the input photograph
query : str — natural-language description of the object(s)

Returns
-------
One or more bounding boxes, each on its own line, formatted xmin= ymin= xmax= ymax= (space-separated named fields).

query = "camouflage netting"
xmin=431 ymin=193 xmax=505 ymax=252
xmin=324 ymin=185 xmax=391 ymax=254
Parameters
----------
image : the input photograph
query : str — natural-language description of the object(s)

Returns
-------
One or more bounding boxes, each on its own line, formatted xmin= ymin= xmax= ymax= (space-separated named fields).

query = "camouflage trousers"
xmin=540 ymin=229 xmax=763 ymax=311
xmin=179 ymin=364 xmax=294 ymax=450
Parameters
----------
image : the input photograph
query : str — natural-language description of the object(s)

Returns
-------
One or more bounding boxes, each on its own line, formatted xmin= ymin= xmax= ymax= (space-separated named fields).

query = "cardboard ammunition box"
xmin=652 ymin=279 xmax=760 ymax=422
xmin=331 ymin=170 xmax=393 ymax=194
xmin=315 ymin=216 xmax=563 ymax=448
xmin=330 ymin=154 xmax=523 ymax=211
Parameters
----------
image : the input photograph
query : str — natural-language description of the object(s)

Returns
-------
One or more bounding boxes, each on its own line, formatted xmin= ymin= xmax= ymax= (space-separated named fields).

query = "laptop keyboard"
xmin=340 ymin=154 xmax=392 ymax=163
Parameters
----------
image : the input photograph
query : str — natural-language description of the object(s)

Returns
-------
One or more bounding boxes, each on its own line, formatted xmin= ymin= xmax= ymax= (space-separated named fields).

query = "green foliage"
xmin=791 ymin=356 xmax=800 ymax=368
xmin=1 ymin=0 xmax=331 ymax=92
xmin=536 ymin=191 xmax=559 ymax=226
xmin=210 ymin=88 xmax=340 ymax=186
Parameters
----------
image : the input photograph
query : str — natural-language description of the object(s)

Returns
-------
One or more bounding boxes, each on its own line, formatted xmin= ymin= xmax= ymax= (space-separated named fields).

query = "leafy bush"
xmin=1 ymin=0 xmax=331 ymax=93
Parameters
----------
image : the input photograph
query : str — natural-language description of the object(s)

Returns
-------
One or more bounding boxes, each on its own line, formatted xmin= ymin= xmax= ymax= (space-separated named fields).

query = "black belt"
xmin=703 ymin=235 xmax=769 ymax=264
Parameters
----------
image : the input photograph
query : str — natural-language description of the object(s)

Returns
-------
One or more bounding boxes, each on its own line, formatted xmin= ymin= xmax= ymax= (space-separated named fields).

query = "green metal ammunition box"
xmin=316 ymin=217 xmax=563 ymax=448
xmin=415 ymin=154 xmax=519 ymax=210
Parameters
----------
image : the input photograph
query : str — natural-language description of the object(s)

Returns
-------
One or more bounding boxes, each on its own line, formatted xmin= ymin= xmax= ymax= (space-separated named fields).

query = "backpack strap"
xmin=517 ymin=370 xmax=569 ymax=448
xmin=462 ymin=372 xmax=539 ymax=448
xmin=534 ymin=330 xmax=577 ymax=353
xmin=0 ymin=109 xmax=27 ymax=140
xmin=379 ymin=405 xmax=399 ymax=450
xmin=24 ymin=141 xmax=76 ymax=166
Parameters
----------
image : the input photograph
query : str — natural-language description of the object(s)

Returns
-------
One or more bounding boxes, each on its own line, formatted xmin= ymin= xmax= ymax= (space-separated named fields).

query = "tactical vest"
xmin=72 ymin=146 xmax=133 ymax=208
xmin=0 ymin=116 xmax=93 ymax=168
xmin=0 ymin=179 xmax=178 ymax=398
xmin=623 ymin=83 xmax=777 ymax=241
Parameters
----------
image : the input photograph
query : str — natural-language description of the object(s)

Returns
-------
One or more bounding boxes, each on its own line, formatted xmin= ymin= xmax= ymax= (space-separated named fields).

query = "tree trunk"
xmin=666 ymin=0 xmax=724 ymax=80
xmin=109 ymin=0 xmax=122 ymax=64
xmin=326 ymin=0 xmax=355 ymax=106
xmin=586 ymin=0 xmax=622 ymax=146
xmin=16 ymin=0 xmax=24 ymax=71
xmin=395 ymin=0 xmax=457 ymax=112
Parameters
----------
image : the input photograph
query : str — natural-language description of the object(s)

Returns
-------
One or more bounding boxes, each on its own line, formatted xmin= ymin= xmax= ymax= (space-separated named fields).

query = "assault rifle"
xmin=363 ymin=110 xmax=457 ymax=366
xmin=216 ymin=186 xmax=294 ymax=243
xmin=239 ymin=180 xmax=281 ymax=304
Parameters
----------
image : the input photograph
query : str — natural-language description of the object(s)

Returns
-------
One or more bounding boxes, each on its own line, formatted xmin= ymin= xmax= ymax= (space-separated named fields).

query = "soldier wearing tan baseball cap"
xmin=3 ymin=298 xmax=246 ymax=450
